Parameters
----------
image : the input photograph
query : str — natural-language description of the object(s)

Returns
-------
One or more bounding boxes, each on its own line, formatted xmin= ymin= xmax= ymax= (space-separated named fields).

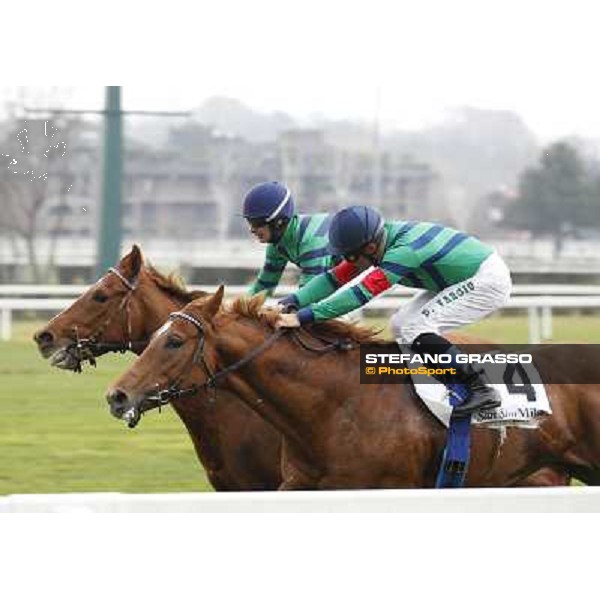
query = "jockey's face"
xmin=247 ymin=219 xmax=272 ymax=243
xmin=346 ymin=241 xmax=380 ymax=269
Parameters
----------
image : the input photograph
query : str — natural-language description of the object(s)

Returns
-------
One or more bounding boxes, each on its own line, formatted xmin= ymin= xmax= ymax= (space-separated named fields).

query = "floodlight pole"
xmin=98 ymin=86 xmax=123 ymax=275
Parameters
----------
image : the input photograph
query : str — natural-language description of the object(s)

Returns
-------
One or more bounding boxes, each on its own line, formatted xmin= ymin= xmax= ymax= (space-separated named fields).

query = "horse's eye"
xmin=166 ymin=336 xmax=184 ymax=349
xmin=93 ymin=291 xmax=109 ymax=303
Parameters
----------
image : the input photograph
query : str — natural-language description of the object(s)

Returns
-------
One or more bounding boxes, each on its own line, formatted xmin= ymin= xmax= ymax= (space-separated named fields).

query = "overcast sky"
xmin=4 ymin=0 xmax=600 ymax=142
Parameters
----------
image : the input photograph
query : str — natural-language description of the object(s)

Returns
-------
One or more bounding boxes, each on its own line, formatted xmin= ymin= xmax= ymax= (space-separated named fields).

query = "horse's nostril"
xmin=34 ymin=330 xmax=54 ymax=345
xmin=107 ymin=389 xmax=128 ymax=406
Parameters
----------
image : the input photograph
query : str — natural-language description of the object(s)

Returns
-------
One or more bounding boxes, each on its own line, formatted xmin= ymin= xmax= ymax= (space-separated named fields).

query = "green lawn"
xmin=0 ymin=321 xmax=212 ymax=494
xmin=1 ymin=315 xmax=598 ymax=495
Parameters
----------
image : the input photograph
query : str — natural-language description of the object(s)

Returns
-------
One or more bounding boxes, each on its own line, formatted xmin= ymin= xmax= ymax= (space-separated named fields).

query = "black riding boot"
xmin=411 ymin=333 xmax=501 ymax=416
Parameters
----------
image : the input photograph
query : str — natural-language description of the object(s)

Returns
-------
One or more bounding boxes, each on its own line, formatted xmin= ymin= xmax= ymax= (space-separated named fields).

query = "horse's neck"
xmin=133 ymin=278 xmax=186 ymax=348
xmin=214 ymin=322 xmax=344 ymax=462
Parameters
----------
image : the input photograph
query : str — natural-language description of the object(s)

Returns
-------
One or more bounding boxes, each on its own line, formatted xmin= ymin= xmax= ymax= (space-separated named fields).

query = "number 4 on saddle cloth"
xmin=410 ymin=362 xmax=552 ymax=488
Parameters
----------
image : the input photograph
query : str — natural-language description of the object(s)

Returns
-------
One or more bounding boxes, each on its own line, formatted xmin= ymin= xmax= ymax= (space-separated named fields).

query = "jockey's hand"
xmin=280 ymin=303 xmax=298 ymax=314
xmin=275 ymin=313 xmax=301 ymax=329
xmin=278 ymin=295 xmax=299 ymax=313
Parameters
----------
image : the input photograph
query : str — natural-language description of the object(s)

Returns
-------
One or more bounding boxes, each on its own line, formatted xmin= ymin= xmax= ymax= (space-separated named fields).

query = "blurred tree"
xmin=389 ymin=107 xmax=539 ymax=227
xmin=0 ymin=117 xmax=78 ymax=282
xmin=505 ymin=142 xmax=598 ymax=256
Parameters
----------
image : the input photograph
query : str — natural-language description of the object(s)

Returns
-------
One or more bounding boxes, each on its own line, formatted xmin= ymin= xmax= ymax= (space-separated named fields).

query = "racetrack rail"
xmin=1 ymin=487 xmax=598 ymax=512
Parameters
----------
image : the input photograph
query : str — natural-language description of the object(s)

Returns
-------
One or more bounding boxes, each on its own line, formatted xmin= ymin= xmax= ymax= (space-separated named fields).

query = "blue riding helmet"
xmin=242 ymin=181 xmax=295 ymax=223
xmin=328 ymin=205 xmax=384 ymax=256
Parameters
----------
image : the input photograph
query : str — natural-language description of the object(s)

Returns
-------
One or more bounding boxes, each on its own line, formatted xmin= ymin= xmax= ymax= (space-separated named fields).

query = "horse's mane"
xmin=227 ymin=294 xmax=387 ymax=345
xmin=145 ymin=264 xmax=208 ymax=303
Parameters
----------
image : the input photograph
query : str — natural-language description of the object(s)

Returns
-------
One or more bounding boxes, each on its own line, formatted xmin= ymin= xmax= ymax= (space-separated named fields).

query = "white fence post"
xmin=541 ymin=306 xmax=553 ymax=340
xmin=528 ymin=306 xmax=541 ymax=344
xmin=1 ymin=307 xmax=11 ymax=341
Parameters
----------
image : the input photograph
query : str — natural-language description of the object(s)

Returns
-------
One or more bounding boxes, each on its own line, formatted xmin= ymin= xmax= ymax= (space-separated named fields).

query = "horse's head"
xmin=33 ymin=245 xmax=145 ymax=371
xmin=105 ymin=286 xmax=226 ymax=427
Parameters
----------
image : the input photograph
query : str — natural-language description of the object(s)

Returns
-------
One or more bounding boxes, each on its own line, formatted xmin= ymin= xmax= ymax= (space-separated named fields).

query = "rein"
xmin=290 ymin=328 xmax=356 ymax=353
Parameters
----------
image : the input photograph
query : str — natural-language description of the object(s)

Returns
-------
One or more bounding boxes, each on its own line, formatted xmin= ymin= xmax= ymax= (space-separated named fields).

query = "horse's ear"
xmin=204 ymin=285 xmax=225 ymax=318
xmin=130 ymin=244 xmax=143 ymax=277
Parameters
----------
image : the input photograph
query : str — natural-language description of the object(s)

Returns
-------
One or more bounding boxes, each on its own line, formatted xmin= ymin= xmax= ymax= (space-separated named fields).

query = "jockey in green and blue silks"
xmin=276 ymin=205 xmax=513 ymax=416
xmin=243 ymin=181 xmax=339 ymax=296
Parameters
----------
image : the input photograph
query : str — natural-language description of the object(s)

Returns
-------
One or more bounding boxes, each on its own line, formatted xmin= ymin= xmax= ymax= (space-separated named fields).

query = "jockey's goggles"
xmin=343 ymin=245 xmax=368 ymax=262
xmin=246 ymin=217 xmax=270 ymax=228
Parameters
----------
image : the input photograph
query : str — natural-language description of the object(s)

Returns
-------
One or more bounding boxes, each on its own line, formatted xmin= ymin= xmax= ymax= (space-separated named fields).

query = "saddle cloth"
xmin=412 ymin=362 xmax=552 ymax=429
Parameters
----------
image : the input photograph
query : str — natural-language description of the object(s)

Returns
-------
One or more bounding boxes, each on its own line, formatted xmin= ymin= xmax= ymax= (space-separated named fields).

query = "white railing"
xmin=0 ymin=487 xmax=597 ymax=513
xmin=3 ymin=285 xmax=600 ymax=343
xmin=4 ymin=236 xmax=600 ymax=272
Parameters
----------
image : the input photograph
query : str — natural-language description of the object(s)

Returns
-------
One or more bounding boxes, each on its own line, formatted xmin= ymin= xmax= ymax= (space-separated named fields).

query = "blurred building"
xmin=22 ymin=121 xmax=441 ymax=243
xmin=279 ymin=129 xmax=440 ymax=220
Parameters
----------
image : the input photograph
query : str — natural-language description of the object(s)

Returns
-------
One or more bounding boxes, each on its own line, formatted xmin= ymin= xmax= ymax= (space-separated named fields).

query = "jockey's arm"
xmin=248 ymin=244 xmax=288 ymax=297
xmin=280 ymin=260 xmax=362 ymax=310
xmin=294 ymin=251 xmax=417 ymax=324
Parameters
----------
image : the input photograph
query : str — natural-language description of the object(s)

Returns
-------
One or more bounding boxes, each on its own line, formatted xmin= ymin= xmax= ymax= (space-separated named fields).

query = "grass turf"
xmin=1 ymin=322 xmax=211 ymax=494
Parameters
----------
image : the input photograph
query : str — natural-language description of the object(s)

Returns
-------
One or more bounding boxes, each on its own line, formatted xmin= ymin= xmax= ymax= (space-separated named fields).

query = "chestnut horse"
xmin=106 ymin=290 xmax=598 ymax=489
xmin=33 ymin=246 xmax=282 ymax=491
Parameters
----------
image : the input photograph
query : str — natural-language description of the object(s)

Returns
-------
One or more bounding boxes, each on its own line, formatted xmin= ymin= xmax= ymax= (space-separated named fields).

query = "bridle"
xmin=143 ymin=310 xmax=288 ymax=409
xmin=66 ymin=267 xmax=147 ymax=372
